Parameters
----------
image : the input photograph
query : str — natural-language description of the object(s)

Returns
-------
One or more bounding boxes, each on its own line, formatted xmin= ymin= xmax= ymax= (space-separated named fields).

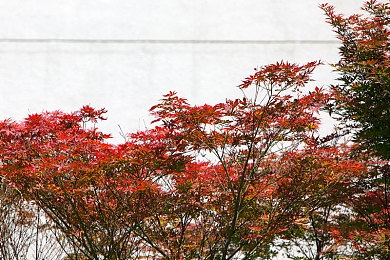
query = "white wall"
xmin=0 ymin=0 xmax=362 ymax=142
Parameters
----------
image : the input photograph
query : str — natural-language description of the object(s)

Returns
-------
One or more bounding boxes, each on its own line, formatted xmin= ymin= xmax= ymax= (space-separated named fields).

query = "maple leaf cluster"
xmin=0 ymin=1 xmax=389 ymax=260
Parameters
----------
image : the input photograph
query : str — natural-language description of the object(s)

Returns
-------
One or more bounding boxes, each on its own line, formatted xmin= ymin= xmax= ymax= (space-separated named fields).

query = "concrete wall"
xmin=0 ymin=0 xmax=362 ymax=142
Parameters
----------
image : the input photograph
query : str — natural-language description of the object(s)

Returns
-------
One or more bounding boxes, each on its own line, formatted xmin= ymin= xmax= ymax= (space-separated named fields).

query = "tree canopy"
xmin=0 ymin=1 xmax=389 ymax=260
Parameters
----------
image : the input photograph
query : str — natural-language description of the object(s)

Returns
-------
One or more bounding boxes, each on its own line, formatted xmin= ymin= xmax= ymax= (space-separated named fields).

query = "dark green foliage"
xmin=323 ymin=0 xmax=390 ymax=159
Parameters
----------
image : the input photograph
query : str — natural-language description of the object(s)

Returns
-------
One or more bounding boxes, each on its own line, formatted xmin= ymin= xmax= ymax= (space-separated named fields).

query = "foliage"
xmin=142 ymin=61 xmax=336 ymax=259
xmin=321 ymin=1 xmax=390 ymax=259
xmin=0 ymin=61 xmax=367 ymax=259
xmin=0 ymin=107 xmax=146 ymax=260
xmin=322 ymin=0 xmax=390 ymax=159
xmin=0 ymin=1 xmax=389 ymax=259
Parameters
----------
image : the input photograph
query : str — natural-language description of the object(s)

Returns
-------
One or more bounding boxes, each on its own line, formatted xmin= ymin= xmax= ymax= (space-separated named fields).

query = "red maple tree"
xmin=1 ymin=2 xmax=387 ymax=259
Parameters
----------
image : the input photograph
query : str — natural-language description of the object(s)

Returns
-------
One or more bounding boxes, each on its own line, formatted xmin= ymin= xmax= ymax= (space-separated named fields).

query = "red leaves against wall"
xmin=0 ymin=61 xmax=372 ymax=259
